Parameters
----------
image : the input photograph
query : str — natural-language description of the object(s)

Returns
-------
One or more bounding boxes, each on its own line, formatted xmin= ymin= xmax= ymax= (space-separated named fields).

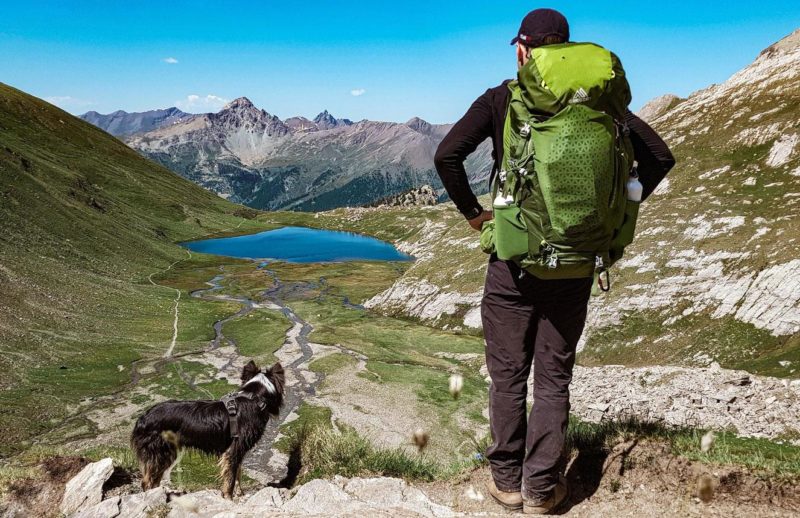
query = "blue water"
xmin=182 ymin=226 xmax=412 ymax=263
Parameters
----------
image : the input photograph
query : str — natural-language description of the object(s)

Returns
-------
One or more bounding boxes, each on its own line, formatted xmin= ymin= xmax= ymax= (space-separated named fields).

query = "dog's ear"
xmin=241 ymin=360 xmax=260 ymax=384
xmin=265 ymin=362 xmax=285 ymax=416
xmin=269 ymin=362 xmax=285 ymax=392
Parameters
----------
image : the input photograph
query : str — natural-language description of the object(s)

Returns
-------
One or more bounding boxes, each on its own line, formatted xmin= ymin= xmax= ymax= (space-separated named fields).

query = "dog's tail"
xmin=131 ymin=414 xmax=179 ymax=490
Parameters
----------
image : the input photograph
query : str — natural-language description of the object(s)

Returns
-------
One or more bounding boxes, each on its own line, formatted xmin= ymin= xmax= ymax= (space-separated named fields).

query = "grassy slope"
xmin=577 ymin=63 xmax=800 ymax=373
xmin=0 ymin=82 xmax=272 ymax=454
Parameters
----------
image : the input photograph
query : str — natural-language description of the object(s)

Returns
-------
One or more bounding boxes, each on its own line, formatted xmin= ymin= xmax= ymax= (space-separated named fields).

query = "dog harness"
xmin=220 ymin=391 xmax=267 ymax=438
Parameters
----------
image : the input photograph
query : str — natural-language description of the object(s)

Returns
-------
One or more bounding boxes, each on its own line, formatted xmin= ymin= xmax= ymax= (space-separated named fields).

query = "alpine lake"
xmin=182 ymin=225 xmax=412 ymax=263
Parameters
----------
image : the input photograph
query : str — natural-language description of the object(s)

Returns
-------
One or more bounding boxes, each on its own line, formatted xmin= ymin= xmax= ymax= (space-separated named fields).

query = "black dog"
xmin=131 ymin=361 xmax=284 ymax=498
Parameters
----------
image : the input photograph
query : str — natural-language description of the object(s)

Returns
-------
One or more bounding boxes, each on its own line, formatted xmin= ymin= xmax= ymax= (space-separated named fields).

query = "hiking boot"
xmin=523 ymin=476 xmax=569 ymax=515
xmin=487 ymin=479 xmax=523 ymax=511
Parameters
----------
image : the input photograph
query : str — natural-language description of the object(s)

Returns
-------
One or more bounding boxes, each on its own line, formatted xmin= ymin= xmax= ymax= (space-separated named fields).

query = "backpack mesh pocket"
xmin=530 ymin=105 xmax=616 ymax=241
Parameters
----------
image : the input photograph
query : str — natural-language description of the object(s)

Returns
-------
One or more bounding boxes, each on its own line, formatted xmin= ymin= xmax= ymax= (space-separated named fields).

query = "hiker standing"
xmin=435 ymin=8 xmax=674 ymax=514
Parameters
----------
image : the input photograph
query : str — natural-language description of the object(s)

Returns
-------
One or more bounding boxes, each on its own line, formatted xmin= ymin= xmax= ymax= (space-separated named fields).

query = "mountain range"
xmin=80 ymin=106 xmax=192 ymax=136
xmin=81 ymin=99 xmax=493 ymax=211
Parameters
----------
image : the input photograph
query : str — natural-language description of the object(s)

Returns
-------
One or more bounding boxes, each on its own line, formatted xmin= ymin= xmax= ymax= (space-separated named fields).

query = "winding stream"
xmin=190 ymin=265 xmax=322 ymax=484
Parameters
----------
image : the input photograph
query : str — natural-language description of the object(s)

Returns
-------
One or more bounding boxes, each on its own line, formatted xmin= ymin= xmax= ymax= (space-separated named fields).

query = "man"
xmin=434 ymin=8 xmax=674 ymax=515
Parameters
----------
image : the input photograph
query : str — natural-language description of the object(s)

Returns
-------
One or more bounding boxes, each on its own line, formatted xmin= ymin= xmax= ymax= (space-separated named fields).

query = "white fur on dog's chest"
xmin=244 ymin=372 xmax=277 ymax=394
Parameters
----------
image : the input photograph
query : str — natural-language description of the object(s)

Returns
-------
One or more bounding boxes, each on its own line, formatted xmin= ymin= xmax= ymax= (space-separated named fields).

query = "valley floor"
xmin=2 ymin=243 xmax=799 ymax=517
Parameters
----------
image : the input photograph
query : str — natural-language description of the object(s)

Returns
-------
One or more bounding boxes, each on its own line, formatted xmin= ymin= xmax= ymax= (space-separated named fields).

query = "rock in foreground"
xmin=167 ymin=477 xmax=456 ymax=517
xmin=60 ymin=458 xmax=114 ymax=516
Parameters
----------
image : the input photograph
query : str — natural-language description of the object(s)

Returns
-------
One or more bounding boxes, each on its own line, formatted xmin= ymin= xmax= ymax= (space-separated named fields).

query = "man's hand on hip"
xmin=468 ymin=210 xmax=493 ymax=231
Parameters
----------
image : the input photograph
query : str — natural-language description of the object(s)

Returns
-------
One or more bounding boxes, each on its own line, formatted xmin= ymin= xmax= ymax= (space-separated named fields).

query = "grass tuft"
xmin=285 ymin=424 xmax=442 ymax=484
xmin=565 ymin=416 xmax=800 ymax=477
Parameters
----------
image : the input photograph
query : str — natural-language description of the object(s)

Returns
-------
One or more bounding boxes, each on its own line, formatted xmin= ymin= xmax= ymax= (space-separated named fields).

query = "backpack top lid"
xmin=516 ymin=42 xmax=631 ymax=120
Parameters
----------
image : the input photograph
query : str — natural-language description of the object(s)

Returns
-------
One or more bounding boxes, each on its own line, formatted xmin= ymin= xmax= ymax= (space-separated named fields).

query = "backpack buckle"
xmin=595 ymin=255 xmax=605 ymax=272
xmin=547 ymin=251 xmax=559 ymax=269
xmin=223 ymin=394 xmax=238 ymax=416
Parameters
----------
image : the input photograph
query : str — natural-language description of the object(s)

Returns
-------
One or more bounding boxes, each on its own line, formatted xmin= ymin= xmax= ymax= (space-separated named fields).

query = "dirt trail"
xmin=147 ymin=250 xmax=191 ymax=358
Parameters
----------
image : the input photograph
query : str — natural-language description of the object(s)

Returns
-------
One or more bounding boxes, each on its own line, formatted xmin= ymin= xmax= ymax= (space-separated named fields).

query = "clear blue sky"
xmin=1 ymin=1 xmax=798 ymax=123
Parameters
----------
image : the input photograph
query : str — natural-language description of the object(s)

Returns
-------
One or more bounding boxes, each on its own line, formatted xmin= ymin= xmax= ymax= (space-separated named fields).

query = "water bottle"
xmin=609 ymin=161 xmax=643 ymax=264
xmin=626 ymin=161 xmax=643 ymax=202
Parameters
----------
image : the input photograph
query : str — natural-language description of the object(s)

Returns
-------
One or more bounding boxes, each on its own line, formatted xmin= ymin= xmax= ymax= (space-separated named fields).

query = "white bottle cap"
xmin=493 ymin=193 xmax=508 ymax=207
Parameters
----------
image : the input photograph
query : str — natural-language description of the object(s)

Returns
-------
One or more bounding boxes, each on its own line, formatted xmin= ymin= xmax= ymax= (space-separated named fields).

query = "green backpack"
xmin=481 ymin=42 xmax=639 ymax=283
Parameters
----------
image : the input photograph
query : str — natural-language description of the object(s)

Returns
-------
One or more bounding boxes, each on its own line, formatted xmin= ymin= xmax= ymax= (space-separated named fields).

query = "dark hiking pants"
xmin=482 ymin=256 xmax=592 ymax=500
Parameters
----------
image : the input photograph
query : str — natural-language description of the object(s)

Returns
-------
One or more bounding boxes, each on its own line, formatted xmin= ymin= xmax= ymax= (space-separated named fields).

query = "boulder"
xmin=119 ymin=487 xmax=167 ymax=517
xmin=281 ymin=479 xmax=354 ymax=514
xmin=243 ymin=486 xmax=284 ymax=509
xmin=60 ymin=458 xmax=114 ymax=516
xmin=343 ymin=477 xmax=457 ymax=517
xmin=167 ymin=490 xmax=234 ymax=518
xmin=71 ymin=496 xmax=120 ymax=518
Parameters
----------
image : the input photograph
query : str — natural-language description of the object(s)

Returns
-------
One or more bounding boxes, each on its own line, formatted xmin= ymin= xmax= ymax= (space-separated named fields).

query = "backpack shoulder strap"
xmin=488 ymin=81 xmax=513 ymax=189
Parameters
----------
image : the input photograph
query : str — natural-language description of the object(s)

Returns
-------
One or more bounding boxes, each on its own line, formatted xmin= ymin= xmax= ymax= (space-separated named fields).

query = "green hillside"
xmin=0 ymin=83 xmax=270 ymax=453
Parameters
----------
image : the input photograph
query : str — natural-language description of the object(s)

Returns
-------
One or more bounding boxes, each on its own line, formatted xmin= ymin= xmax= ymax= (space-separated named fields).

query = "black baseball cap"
xmin=510 ymin=8 xmax=570 ymax=47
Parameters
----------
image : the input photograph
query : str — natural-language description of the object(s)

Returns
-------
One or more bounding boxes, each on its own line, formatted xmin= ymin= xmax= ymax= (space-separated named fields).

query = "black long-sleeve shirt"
xmin=434 ymin=82 xmax=676 ymax=219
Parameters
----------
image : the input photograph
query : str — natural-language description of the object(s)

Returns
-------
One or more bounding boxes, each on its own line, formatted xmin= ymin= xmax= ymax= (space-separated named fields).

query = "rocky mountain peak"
xmin=285 ymin=116 xmax=318 ymax=133
xmin=313 ymin=110 xmax=352 ymax=130
xmin=223 ymin=96 xmax=256 ymax=111
xmin=212 ymin=97 xmax=290 ymax=137
xmin=405 ymin=116 xmax=432 ymax=135
xmin=313 ymin=109 xmax=333 ymax=121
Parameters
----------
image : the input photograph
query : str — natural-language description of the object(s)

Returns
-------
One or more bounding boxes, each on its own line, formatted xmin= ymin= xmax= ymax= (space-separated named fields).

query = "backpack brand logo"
xmin=570 ymin=88 xmax=590 ymax=104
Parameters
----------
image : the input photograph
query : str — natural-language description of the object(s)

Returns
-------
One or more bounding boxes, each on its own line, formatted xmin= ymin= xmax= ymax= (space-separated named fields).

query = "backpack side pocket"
xmin=494 ymin=204 xmax=529 ymax=261
xmin=480 ymin=220 xmax=496 ymax=255
xmin=608 ymin=199 xmax=640 ymax=265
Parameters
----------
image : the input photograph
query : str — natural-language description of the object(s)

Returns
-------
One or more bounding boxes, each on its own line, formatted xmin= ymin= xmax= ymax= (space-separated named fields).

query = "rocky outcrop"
xmin=59 ymin=459 xmax=169 ymax=518
xmin=72 ymin=496 xmax=121 ymax=518
xmin=61 ymin=469 xmax=457 ymax=518
xmin=71 ymin=488 xmax=168 ymax=518
xmin=60 ymin=458 xmax=114 ymax=516
xmin=167 ymin=477 xmax=457 ymax=517
xmin=365 ymin=278 xmax=481 ymax=323
xmin=368 ymin=185 xmax=439 ymax=208
xmin=636 ymin=94 xmax=683 ymax=123
xmin=766 ymin=133 xmax=799 ymax=167
xmin=567 ymin=364 xmax=800 ymax=440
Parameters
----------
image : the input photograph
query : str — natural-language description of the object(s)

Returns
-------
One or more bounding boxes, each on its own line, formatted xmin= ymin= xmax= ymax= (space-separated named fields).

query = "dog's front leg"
xmin=219 ymin=442 xmax=246 ymax=499
xmin=236 ymin=466 xmax=245 ymax=497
